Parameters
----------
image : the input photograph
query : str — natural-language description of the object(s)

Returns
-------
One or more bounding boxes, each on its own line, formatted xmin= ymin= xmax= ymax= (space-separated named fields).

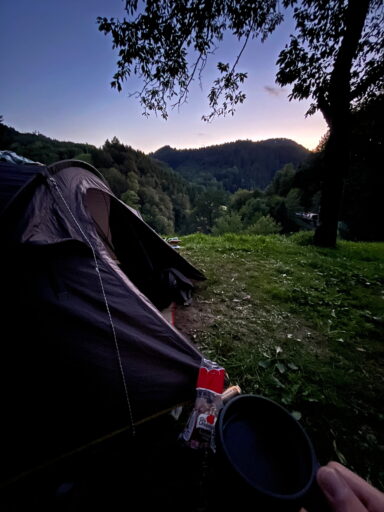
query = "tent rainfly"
xmin=0 ymin=158 xmax=206 ymax=485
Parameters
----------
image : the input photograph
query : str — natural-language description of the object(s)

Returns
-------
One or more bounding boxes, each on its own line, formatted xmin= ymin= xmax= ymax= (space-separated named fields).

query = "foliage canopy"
xmin=277 ymin=0 xmax=384 ymax=119
xmin=98 ymin=1 xmax=384 ymax=122
xmin=98 ymin=1 xmax=284 ymax=120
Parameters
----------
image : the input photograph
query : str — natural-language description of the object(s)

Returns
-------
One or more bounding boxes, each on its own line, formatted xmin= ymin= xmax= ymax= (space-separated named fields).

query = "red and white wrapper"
xmin=181 ymin=359 xmax=225 ymax=450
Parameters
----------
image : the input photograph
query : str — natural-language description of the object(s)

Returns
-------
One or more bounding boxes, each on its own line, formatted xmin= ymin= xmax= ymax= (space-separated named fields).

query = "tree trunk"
xmin=313 ymin=0 xmax=371 ymax=248
xmin=313 ymin=130 xmax=347 ymax=247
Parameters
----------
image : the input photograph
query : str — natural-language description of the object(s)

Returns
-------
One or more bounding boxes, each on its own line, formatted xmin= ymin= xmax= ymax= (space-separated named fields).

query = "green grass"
xmin=179 ymin=232 xmax=384 ymax=490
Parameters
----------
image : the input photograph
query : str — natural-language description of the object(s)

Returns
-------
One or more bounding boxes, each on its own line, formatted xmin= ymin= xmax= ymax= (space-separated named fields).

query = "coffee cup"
xmin=214 ymin=394 xmax=329 ymax=511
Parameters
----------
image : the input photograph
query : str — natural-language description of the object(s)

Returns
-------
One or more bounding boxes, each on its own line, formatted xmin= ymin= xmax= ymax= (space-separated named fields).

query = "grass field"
xmin=178 ymin=232 xmax=384 ymax=491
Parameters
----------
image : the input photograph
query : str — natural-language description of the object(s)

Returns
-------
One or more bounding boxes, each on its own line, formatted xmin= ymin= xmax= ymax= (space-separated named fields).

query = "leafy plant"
xmin=244 ymin=215 xmax=281 ymax=235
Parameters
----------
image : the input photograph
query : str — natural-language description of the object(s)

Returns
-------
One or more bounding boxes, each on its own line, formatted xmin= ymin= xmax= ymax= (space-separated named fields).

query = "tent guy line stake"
xmin=47 ymin=176 xmax=136 ymax=436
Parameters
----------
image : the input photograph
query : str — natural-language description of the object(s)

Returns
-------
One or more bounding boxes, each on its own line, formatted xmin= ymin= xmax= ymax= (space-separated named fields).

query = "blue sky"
xmin=0 ymin=0 xmax=327 ymax=154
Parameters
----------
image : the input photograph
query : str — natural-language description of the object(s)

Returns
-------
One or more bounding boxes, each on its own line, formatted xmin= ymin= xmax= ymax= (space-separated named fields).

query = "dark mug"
xmin=214 ymin=394 xmax=330 ymax=511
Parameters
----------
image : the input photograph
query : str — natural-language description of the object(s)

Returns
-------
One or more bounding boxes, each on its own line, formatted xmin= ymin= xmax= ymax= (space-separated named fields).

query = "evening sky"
xmin=0 ymin=0 xmax=327 ymax=153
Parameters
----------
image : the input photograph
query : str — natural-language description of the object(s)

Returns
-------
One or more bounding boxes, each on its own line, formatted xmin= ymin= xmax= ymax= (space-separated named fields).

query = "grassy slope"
xmin=180 ymin=232 xmax=384 ymax=490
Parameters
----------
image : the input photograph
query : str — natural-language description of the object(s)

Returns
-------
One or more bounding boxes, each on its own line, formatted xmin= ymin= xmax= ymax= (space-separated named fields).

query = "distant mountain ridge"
xmin=152 ymin=138 xmax=310 ymax=191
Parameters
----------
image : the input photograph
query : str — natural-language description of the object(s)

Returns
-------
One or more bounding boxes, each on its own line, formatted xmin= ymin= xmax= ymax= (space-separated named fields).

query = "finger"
xmin=317 ymin=466 xmax=367 ymax=512
xmin=327 ymin=462 xmax=384 ymax=511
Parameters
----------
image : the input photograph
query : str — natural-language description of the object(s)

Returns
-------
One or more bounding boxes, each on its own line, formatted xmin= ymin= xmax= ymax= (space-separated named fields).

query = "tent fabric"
xmin=0 ymin=159 xmax=205 ymax=484
xmin=0 ymin=161 xmax=47 ymax=216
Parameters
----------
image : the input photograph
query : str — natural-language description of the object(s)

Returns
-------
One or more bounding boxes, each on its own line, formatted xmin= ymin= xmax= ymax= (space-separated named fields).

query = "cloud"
xmin=264 ymin=85 xmax=287 ymax=97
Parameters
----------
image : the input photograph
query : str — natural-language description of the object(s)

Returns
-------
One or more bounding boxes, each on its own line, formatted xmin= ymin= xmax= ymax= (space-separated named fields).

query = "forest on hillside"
xmin=0 ymin=123 xmax=197 ymax=235
xmin=1 ymin=95 xmax=383 ymax=242
xmin=152 ymin=139 xmax=309 ymax=191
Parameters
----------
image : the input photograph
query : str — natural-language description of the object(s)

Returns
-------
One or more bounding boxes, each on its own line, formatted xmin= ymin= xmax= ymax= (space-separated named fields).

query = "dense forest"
xmin=1 ymin=97 xmax=383 ymax=241
xmin=0 ymin=122 xmax=197 ymax=234
xmin=152 ymin=139 xmax=309 ymax=191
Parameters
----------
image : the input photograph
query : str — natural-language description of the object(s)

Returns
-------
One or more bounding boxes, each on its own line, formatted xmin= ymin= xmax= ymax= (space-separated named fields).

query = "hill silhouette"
xmin=153 ymin=139 xmax=310 ymax=192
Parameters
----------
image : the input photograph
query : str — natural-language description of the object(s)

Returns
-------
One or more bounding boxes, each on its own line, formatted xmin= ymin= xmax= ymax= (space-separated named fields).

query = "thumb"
xmin=317 ymin=467 xmax=367 ymax=512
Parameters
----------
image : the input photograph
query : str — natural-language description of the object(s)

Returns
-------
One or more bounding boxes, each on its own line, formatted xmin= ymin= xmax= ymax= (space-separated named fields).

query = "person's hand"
xmin=316 ymin=461 xmax=384 ymax=512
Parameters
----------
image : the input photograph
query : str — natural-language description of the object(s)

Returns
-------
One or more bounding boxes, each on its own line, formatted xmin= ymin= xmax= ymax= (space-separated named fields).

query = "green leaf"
xmin=276 ymin=362 xmax=286 ymax=374
xmin=291 ymin=411 xmax=302 ymax=421
xmin=272 ymin=376 xmax=285 ymax=389
xmin=333 ymin=440 xmax=348 ymax=465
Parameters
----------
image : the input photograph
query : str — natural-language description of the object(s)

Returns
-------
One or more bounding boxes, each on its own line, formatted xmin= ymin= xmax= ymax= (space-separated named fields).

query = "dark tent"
xmin=0 ymin=159 xmax=205 ymax=489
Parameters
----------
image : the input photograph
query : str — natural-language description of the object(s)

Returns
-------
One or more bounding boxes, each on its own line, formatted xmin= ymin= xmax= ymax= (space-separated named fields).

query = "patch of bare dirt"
xmin=174 ymin=299 xmax=216 ymax=341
